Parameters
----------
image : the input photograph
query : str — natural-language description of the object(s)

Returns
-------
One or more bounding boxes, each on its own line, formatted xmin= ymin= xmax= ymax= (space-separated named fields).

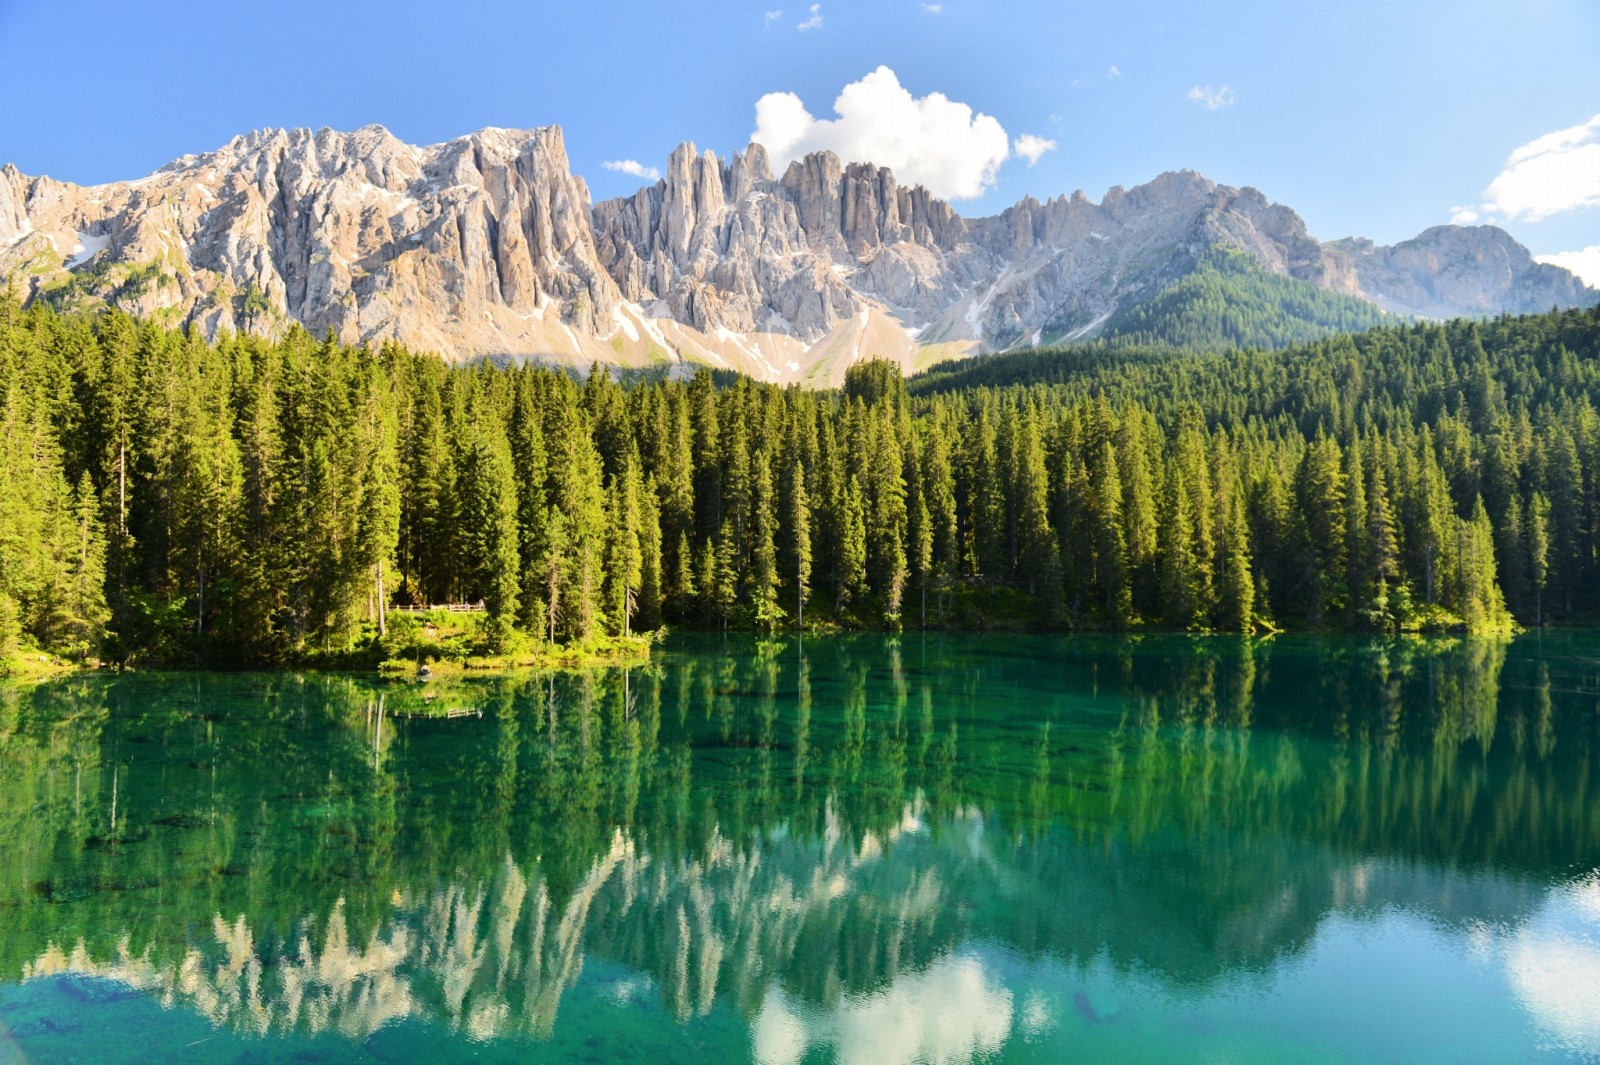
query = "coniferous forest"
xmin=2 ymin=293 xmax=1599 ymax=665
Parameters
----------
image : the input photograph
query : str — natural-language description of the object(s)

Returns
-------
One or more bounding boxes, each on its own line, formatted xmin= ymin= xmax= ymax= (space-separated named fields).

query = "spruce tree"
xmin=792 ymin=463 xmax=812 ymax=629
xmin=750 ymin=451 xmax=783 ymax=631
xmin=1528 ymin=492 xmax=1550 ymax=626
xmin=838 ymin=474 xmax=868 ymax=618
xmin=456 ymin=417 xmax=521 ymax=649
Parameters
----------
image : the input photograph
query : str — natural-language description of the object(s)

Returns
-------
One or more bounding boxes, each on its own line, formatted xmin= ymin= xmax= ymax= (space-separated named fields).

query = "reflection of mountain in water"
xmin=1 ymin=635 xmax=1598 ymax=1048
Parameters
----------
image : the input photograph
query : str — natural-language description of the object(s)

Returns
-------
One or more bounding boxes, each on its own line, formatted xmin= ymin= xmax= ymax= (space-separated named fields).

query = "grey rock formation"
xmin=1 ymin=124 xmax=627 ymax=365
xmin=3 ymin=124 xmax=1595 ymax=385
xmin=1325 ymin=225 xmax=1595 ymax=319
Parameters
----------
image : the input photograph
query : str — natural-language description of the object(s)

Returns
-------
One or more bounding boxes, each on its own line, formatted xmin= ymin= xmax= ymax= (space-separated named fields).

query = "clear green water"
xmin=1 ymin=633 xmax=1598 ymax=1064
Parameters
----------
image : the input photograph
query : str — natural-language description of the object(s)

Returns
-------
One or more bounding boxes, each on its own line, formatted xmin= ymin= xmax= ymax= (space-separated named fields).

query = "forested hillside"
xmin=1092 ymin=246 xmax=1395 ymax=350
xmin=2 ymin=294 xmax=1597 ymax=665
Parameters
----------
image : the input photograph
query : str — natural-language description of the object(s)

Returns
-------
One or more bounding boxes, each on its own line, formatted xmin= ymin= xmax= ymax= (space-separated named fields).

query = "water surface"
xmin=1 ymin=633 xmax=1598 ymax=1063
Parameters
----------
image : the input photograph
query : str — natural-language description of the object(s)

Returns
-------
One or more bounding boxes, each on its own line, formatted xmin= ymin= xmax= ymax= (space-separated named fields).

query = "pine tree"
xmin=1457 ymin=496 xmax=1511 ymax=632
xmin=1528 ymin=492 xmax=1551 ymax=626
xmin=672 ymin=530 xmax=697 ymax=621
xmin=1367 ymin=449 xmax=1400 ymax=596
xmin=1159 ymin=466 xmax=1202 ymax=629
xmin=1217 ymin=479 xmax=1255 ymax=633
xmin=44 ymin=471 xmax=111 ymax=658
xmin=1012 ymin=410 xmax=1059 ymax=601
xmin=1295 ymin=435 xmax=1347 ymax=621
xmin=696 ymin=536 xmax=718 ymax=629
xmin=538 ymin=507 xmax=570 ymax=644
xmin=1090 ymin=439 xmax=1132 ymax=625
xmin=1172 ymin=410 xmax=1217 ymax=617
xmin=1344 ymin=437 xmax=1372 ymax=615
xmin=837 ymin=474 xmax=868 ymax=617
xmin=713 ymin=523 xmax=739 ymax=630
xmin=791 ymin=462 xmax=812 ymax=629
xmin=548 ymin=406 xmax=607 ymax=641
xmin=509 ymin=372 xmax=550 ymax=629
xmin=637 ymin=474 xmax=664 ymax=632
xmin=0 ymin=593 xmax=20 ymax=659
xmin=456 ymin=416 xmax=521 ymax=649
xmin=920 ymin=419 xmax=958 ymax=621
xmin=404 ymin=378 xmax=457 ymax=605
xmin=749 ymin=451 xmax=783 ymax=631
xmin=912 ymin=492 xmax=933 ymax=629
xmin=603 ymin=447 xmax=645 ymax=638
xmin=866 ymin=414 xmax=909 ymax=625
xmin=356 ymin=360 xmax=401 ymax=638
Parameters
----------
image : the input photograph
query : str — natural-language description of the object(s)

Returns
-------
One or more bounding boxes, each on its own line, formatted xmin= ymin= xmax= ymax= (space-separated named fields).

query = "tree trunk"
xmin=377 ymin=560 xmax=388 ymax=637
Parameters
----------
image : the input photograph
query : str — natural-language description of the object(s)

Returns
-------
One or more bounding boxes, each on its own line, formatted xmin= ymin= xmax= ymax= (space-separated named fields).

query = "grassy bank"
xmin=0 ymin=649 xmax=83 ymax=681
xmin=366 ymin=609 xmax=654 ymax=677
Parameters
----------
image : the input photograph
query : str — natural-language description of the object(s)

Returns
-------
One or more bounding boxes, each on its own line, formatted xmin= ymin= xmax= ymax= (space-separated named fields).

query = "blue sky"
xmin=2 ymin=0 xmax=1598 ymax=278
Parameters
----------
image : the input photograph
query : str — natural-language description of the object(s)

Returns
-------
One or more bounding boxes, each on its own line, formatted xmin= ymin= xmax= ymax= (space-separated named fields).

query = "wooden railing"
xmin=390 ymin=602 xmax=486 ymax=614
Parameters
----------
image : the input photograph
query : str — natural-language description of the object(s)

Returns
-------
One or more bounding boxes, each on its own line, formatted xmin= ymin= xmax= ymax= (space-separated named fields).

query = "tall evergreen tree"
xmin=791 ymin=462 xmax=812 ymax=628
xmin=749 ymin=450 xmax=783 ymax=631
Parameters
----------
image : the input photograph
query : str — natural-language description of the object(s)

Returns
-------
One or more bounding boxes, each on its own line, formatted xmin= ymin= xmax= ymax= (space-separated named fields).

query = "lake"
xmin=0 ymin=633 xmax=1597 ymax=1064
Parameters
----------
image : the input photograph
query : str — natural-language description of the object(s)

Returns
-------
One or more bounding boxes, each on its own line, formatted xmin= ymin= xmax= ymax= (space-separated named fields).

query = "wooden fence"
xmin=389 ymin=603 xmax=486 ymax=614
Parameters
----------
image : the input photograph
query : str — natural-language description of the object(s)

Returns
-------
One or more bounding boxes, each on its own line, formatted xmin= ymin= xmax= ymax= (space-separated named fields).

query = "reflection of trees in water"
xmin=1 ymin=634 xmax=1597 ymax=1036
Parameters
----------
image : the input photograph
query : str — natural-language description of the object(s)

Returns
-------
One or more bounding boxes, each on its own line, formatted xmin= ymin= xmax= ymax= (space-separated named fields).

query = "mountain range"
xmin=2 ymin=123 xmax=1594 ymax=383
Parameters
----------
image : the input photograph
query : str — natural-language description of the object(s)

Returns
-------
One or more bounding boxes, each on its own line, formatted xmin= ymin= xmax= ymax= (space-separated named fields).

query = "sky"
xmin=2 ymin=0 xmax=1598 ymax=282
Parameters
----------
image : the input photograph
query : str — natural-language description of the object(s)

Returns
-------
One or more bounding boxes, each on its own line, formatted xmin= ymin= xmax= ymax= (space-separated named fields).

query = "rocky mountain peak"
xmin=3 ymin=124 xmax=1595 ymax=385
xmin=0 ymin=122 xmax=628 ymax=361
xmin=1326 ymin=223 xmax=1594 ymax=319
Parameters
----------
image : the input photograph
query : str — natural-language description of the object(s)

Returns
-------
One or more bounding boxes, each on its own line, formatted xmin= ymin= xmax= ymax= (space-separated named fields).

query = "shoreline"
xmin=1 ymin=635 xmax=656 ymax=682
xmin=3 ymin=625 xmax=1550 ymax=684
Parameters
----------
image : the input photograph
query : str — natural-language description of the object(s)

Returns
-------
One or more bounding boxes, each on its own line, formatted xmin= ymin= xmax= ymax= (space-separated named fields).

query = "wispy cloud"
xmin=1467 ymin=113 xmax=1600 ymax=223
xmin=1537 ymin=246 xmax=1600 ymax=288
xmin=602 ymin=159 xmax=662 ymax=182
xmin=1013 ymin=134 xmax=1057 ymax=166
xmin=1187 ymin=85 xmax=1234 ymax=110
xmin=920 ymin=3 xmax=943 ymax=12
xmin=763 ymin=8 xmax=783 ymax=24
xmin=797 ymin=3 xmax=822 ymax=30
xmin=1107 ymin=65 xmax=1122 ymax=79
xmin=752 ymin=65 xmax=1011 ymax=199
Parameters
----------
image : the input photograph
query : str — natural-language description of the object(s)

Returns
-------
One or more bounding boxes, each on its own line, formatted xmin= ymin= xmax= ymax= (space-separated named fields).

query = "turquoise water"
xmin=0 ymin=633 xmax=1597 ymax=1063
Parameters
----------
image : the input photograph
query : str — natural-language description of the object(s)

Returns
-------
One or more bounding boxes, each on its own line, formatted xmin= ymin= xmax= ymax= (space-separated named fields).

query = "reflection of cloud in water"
xmin=753 ymin=951 xmax=1014 ymax=1065
xmin=1506 ymin=872 xmax=1600 ymax=1056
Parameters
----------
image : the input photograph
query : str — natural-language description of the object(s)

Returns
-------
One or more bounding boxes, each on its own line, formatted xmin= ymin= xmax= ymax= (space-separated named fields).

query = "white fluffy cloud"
xmin=602 ymin=159 xmax=661 ymax=182
xmin=752 ymin=952 xmax=1014 ymax=1065
xmin=750 ymin=66 xmax=1012 ymax=199
xmin=1107 ymin=65 xmax=1122 ymax=79
xmin=1537 ymin=246 xmax=1600 ymax=288
xmin=763 ymin=9 xmax=783 ymax=23
xmin=1478 ymin=113 xmax=1600 ymax=223
xmin=797 ymin=3 xmax=822 ymax=29
xmin=1504 ymin=875 xmax=1600 ymax=1057
xmin=1013 ymin=134 xmax=1057 ymax=166
xmin=1187 ymin=85 xmax=1235 ymax=109
xmin=920 ymin=2 xmax=943 ymax=11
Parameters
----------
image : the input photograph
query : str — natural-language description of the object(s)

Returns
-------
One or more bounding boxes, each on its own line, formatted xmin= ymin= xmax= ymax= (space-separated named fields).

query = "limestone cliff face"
xmin=0 ymin=164 xmax=30 ymax=247
xmin=0 ymin=125 xmax=628 ymax=365
xmin=595 ymin=155 xmax=1599 ymax=357
xmin=1325 ymin=226 xmax=1596 ymax=319
xmin=3 ymin=124 xmax=1595 ymax=385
